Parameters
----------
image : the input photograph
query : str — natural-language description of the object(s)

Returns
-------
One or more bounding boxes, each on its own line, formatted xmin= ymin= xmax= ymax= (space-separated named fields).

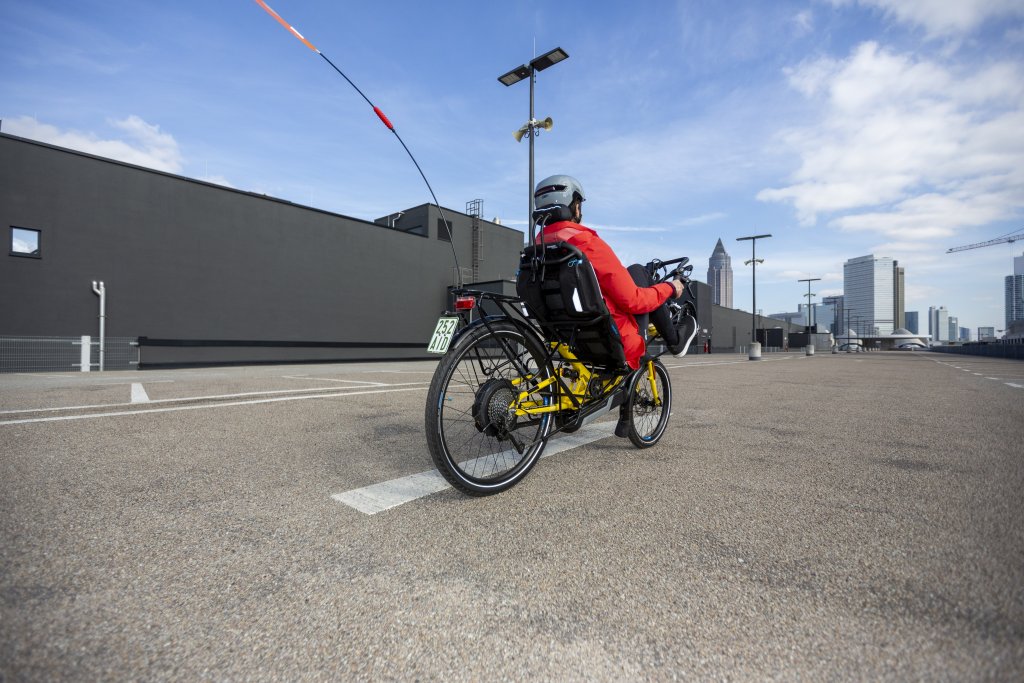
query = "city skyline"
xmin=764 ymin=249 xmax=1019 ymax=339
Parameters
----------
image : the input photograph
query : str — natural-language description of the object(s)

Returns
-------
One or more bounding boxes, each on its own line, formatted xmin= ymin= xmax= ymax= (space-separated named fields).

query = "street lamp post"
xmin=498 ymin=47 xmax=569 ymax=239
xmin=737 ymin=234 xmax=772 ymax=359
xmin=844 ymin=308 xmax=850 ymax=351
xmin=798 ymin=277 xmax=821 ymax=333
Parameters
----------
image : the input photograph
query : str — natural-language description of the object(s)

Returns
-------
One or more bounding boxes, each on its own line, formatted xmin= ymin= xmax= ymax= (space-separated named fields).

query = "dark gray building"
xmin=1 ymin=133 xmax=523 ymax=367
xmin=2 ymin=132 xmax=797 ymax=370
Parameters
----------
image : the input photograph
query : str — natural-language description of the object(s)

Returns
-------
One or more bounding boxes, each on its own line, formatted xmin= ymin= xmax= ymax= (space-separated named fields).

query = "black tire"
xmin=425 ymin=320 xmax=555 ymax=495
xmin=626 ymin=359 xmax=672 ymax=448
xmin=560 ymin=419 xmax=582 ymax=434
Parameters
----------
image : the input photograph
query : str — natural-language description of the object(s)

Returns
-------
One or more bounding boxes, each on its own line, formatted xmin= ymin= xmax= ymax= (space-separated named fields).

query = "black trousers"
xmin=627 ymin=263 xmax=680 ymax=347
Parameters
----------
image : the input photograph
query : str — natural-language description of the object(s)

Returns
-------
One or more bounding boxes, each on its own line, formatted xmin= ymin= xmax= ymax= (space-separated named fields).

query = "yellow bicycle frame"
xmin=510 ymin=342 xmax=661 ymax=418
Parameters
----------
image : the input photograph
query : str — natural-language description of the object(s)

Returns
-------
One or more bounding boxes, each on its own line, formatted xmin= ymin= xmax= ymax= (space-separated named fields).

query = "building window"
xmin=438 ymin=218 xmax=453 ymax=242
xmin=10 ymin=227 xmax=41 ymax=258
xmin=395 ymin=224 xmax=426 ymax=237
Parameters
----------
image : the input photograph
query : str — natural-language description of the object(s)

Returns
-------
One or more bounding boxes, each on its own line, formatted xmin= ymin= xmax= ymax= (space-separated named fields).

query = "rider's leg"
xmin=626 ymin=264 xmax=684 ymax=351
xmin=617 ymin=264 xmax=681 ymax=437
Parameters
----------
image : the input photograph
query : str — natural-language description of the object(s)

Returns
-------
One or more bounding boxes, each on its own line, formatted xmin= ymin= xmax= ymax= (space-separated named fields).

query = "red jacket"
xmin=538 ymin=221 xmax=674 ymax=369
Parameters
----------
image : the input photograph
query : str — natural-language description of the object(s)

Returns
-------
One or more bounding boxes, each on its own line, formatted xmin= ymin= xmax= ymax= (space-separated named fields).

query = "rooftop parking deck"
xmin=2 ymin=351 xmax=1022 ymax=680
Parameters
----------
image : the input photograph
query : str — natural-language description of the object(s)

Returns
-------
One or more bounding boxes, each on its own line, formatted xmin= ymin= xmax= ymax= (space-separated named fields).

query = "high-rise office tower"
xmin=893 ymin=260 xmax=905 ymax=330
xmin=707 ymin=238 xmax=733 ymax=308
xmin=1007 ymin=252 xmax=1024 ymax=329
xmin=823 ymin=295 xmax=844 ymax=336
xmin=929 ymin=306 xmax=949 ymax=342
xmin=905 ymin=311 xmax=919 ymax=334
xmin=844 ymin=255 xmax=895 ymax=335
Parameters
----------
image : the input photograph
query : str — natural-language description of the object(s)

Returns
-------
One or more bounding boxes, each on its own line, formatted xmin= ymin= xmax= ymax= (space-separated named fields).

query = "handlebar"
xmin=646 ymin=256 xmax=693 ymax=284
xmin=657 ymin=256 xmax=689 ymax=269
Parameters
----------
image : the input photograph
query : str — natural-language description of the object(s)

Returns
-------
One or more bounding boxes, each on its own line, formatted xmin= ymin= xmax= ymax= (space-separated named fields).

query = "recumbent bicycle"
xmin=424 ymin=239 xmax=698 ymax=495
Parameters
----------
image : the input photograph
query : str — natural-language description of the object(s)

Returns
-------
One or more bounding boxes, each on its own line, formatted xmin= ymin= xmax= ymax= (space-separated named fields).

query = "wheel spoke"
xmin=628 ymin=361 xmax=671 ymax=447
xmin=426 ymin=322 xmax=553 ymax=493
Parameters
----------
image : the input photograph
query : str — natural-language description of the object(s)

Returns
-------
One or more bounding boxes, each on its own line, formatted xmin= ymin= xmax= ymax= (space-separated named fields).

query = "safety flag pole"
xmin=253 ymin=0 xmax=463 ymax=286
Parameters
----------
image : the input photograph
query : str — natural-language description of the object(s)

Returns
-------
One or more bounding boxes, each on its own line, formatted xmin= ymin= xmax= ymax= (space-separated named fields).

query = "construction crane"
xmin=947 ymin=227 xmax=1024 ymax=253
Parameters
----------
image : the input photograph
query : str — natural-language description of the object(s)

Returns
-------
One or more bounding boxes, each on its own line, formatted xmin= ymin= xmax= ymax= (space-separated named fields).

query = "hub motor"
xmin=472 ymin=378 xmax=518 ymax=438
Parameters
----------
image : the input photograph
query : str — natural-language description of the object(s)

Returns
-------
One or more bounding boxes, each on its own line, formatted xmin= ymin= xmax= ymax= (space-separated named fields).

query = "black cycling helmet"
xmin=533 ymin=174 xmax=585 ymax=224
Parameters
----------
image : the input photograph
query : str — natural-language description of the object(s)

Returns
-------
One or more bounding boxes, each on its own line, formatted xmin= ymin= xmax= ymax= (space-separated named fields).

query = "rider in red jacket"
xmin=533 ymin=175 xmax=690 ymax=370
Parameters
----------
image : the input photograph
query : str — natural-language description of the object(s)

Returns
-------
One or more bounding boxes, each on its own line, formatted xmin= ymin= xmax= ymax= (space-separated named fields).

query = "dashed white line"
xmin=333 ymin=422 xmax=618 ymax=514
xmin=1007 ymin=383 xmax=1024 ymax=389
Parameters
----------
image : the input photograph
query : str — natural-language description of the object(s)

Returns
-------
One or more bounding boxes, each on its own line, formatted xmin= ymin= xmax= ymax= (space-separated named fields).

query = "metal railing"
xmin=738 ymin=345 xmax=787 ymax=354
xmin=0 ymin=336 xmax=139 ymax=373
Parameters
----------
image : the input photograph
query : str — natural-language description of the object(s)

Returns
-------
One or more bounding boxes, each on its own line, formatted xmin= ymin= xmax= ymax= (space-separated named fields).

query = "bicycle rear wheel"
xmin=425 ymin=320 xmax=555 ymax=495
xmin=627 ymin=359 xmax=672 ymax=448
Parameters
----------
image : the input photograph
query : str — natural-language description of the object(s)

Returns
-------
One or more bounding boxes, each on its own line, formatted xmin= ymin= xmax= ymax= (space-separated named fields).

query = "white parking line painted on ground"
xmin=1007 ymin=383 xmax=1024 ymax=389
xmin=283 ymin=375 xmax=387 ymax=386
xmin=0 ymin=382 xmax=428 ymax=416
xmin=664 ymin=355 xmax=796 ymax=369
xmin=130 ymin=383 xmax=150 ymax=403
xmin=0 ymin=386 xmax=428 ymax=426
xmin=333 ymin=422 xmax=619 ymax=515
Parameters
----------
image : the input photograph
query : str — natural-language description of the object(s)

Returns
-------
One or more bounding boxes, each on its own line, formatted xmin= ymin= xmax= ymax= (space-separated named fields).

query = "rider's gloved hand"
xmin=670 ymin=279 xmax=684 ymax=299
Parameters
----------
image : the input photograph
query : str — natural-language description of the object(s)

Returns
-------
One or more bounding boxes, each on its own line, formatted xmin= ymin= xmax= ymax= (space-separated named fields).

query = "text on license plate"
xmin=427 ymin=317 xmax=460 ymax=354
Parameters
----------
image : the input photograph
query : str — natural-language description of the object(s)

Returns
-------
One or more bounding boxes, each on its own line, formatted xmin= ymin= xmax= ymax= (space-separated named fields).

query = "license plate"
xmin=427 ymin=316 xmax=460 ymax=354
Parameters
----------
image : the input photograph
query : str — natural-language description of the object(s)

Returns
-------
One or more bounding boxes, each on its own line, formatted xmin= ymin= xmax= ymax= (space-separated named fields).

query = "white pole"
xmin=92 ymin=281 xmax=106 ymax=372
xmin=80 ymin=335 xmax=91 ymax=372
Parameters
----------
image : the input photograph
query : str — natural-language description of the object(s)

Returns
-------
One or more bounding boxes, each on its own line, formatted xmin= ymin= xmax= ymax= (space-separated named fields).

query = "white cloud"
xmin=829 ymin=0 xmax=1024 ymax=38
xmin=793 ymin=10 xmax=814 ymax=35
xmin=679 ymin=211 xmax=728 ymax=226
xmin=758 ymin=42 xmax=1024 ymax=244
xmin=4 ymin=115 xmax=184 ymax=173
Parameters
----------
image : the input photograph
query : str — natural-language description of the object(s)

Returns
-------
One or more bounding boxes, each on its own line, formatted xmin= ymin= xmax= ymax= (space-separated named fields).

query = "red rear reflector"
xmin=454 ymin=296 xmax=476 ymax=310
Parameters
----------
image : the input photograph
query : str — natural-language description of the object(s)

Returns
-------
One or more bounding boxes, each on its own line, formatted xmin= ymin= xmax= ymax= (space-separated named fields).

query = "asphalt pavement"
xmin=1 ymin=351 xmax=1022 ymax=681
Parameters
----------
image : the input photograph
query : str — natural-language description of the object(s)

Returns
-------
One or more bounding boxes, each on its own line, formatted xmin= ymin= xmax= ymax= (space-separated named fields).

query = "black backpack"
xmin=516 ymin=242 xmax=628 ymax=369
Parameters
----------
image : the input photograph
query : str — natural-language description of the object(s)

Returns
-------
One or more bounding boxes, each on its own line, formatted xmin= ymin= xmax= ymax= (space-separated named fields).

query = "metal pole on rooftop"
xmin=528 ymin=68 xmax=535 ymax=233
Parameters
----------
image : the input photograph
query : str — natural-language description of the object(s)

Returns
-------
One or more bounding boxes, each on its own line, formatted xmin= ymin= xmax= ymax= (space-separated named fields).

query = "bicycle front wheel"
xmin=425 ymin=320 xmax=555 ymax=495
xmin=627 ymin=359 xmax=672 ymax=448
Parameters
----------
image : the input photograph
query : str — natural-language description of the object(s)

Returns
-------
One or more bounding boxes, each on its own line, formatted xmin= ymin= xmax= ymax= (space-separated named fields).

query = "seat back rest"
xmin=516 ymin=242 xmax=628 ymax=369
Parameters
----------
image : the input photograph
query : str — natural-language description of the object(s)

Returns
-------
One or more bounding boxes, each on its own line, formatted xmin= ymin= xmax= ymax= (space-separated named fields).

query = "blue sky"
xmin=3 ymin=0 xmax=1023 ymax=334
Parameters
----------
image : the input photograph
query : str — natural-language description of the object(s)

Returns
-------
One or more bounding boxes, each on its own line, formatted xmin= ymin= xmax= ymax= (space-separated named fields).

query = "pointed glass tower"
xmin=707 ymin=238 xmax=733 ymax=308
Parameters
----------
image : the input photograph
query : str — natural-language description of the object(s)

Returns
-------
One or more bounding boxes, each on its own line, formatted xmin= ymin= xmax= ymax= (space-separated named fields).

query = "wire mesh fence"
xmin=0 ymin=336 xmax=139 ymax=373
